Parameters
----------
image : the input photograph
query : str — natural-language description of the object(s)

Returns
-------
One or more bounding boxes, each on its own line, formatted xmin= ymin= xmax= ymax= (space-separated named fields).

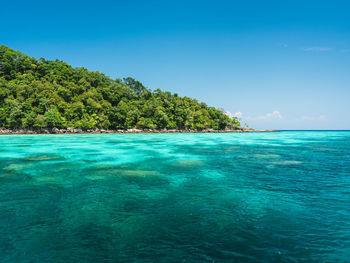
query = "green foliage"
xmin=44 ymin=107 xmax=65 ymax=128
xmin=0 ymin=45 xmax=241 ymax=130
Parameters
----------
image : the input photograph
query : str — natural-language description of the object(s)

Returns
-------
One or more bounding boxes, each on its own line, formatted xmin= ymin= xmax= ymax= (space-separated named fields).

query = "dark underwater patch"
xmin=21 ymin=154 xmax=65 ymax=162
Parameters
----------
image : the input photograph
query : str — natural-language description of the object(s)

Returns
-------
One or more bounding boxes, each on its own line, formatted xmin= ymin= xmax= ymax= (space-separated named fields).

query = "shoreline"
xmin=0 ymin=128 xmax=278 ymax=135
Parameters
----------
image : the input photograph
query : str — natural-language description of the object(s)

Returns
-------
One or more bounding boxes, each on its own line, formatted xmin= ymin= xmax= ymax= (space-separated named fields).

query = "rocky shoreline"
xmin=0 ymin=128 xmax=278 ymax=135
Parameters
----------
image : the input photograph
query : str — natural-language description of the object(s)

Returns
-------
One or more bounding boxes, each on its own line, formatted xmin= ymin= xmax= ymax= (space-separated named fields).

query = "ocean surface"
xmin=0 ymin=131 xmax=349 ymax=262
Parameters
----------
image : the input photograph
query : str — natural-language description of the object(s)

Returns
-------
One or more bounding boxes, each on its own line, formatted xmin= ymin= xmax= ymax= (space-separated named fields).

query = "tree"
xmin=44 ymin=107 xmax=64 ymax=128
xmin=0 ymin=45 xmax=242 ymax=131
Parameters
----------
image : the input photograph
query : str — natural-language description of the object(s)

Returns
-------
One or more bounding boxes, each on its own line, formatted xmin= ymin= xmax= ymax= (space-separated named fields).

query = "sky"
xmin=1 ymin=0 xmax=349 ymax=130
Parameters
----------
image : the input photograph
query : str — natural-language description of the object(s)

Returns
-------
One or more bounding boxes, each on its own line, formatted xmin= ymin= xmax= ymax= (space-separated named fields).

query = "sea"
xmin=0 ymin=131 xmax=349 ymax=262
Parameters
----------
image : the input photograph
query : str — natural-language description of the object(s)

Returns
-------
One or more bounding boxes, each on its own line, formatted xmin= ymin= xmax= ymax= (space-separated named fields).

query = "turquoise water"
xmin=0 ymin=131 xmax=349 ymax=262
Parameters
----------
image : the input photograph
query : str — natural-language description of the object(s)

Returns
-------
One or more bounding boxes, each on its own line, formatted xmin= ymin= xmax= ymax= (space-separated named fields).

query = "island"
xmin=0 ymin=45 xmax=274 ymax=134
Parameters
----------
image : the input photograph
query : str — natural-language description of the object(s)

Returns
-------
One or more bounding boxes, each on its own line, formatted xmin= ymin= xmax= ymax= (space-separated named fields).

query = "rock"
xmin=52 ymin=127 xmax=59 ymax=133
xmin=0 ymin=127 xmax=277 ymax=134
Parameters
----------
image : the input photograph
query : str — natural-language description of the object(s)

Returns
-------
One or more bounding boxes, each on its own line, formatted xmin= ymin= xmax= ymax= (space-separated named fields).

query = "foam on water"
xmin=0 ymin=131 xmax=350 ymax=262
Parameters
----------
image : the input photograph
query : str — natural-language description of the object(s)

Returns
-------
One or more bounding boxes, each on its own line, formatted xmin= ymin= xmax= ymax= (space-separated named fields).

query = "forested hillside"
xmin=0 ymin=45 xmax=240 ymax=130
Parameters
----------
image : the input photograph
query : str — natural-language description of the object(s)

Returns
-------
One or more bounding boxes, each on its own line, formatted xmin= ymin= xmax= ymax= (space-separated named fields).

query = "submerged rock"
xmin=84 ymin=164 xmax=166 ymax=185
xmin=3 ymin=163 xmax=32 ymax=171
xmin=118 ymin=169 xmax=162 ymax=177
xmin=87 ymin=164 xmax=164 ymax=178
xmin=21 ymin=154 xmax=64 ymax=162
xmin=272 ymin=160 xmax=303 ymax=166
xmin=170 ymin=160 xmax=205 ymax=168
xmin=35 ymin=176 xmax=62 ymax=183
xmin=254 ymin=154 xmax=280 ymax=159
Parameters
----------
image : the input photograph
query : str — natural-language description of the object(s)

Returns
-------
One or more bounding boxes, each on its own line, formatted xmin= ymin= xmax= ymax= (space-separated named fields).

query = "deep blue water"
xmin=0 ymin=131 xmax=349 ymax=262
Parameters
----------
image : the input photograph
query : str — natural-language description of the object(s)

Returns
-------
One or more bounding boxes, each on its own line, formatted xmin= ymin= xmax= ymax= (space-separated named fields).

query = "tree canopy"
xmin=0 ymin=45 xmax=241 ymax=130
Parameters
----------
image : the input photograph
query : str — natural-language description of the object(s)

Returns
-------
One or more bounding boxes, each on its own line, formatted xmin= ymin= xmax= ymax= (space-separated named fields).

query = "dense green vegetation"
xmin=0 ymin=45 xmax=240 ymax=130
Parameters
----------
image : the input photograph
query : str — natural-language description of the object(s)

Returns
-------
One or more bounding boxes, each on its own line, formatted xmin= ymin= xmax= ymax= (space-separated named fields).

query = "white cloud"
xmin=262 ymin=110 xmax=283 ymax=120
xmin=299 ymin=115 xmax=327 ymax=121
xmin=246 ymin=110 xmax=283 ymax=121
xmin=232 ymin=110 xmax=283 ymax=121
xmin=301 ymin=47 xmax=332 ymax=52
xmin=226 ymin=110 xmax=327 ymax=126
xmin=225 ymin=111 xmax=243 ymax=119
xmin=233 ymin=112 xmax=243 ymax=119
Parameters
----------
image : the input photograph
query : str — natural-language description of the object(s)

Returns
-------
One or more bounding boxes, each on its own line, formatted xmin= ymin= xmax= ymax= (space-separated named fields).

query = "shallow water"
xmin=0 ymin=131 xmax=349 ymax=262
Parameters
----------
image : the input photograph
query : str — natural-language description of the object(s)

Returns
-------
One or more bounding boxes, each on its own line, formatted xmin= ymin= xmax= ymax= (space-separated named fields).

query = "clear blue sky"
xmin=1 ymin=0 xmax=349 ymax=129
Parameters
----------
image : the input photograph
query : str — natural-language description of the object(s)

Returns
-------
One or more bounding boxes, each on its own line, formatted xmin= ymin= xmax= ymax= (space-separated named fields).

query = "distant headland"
xmin=0 ymin=45 xmax=254 ymax=133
